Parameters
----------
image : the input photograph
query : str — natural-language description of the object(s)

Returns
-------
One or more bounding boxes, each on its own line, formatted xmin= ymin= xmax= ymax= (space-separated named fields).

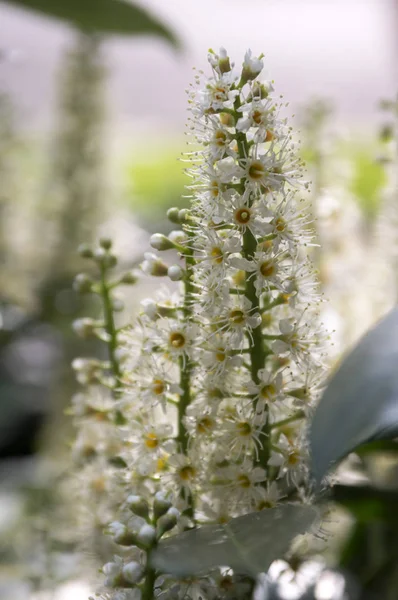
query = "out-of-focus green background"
xmin=0 ymin=0 xmax=398 ymax=598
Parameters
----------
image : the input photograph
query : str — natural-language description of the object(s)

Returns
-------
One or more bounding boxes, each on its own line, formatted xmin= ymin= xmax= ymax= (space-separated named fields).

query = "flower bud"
xmin=156 ymin=508 xmax=179 ymax=538
xmin=220 ymin=112 xmax=235 ymax=127
xmin=127 ymin=495 xmax=149 ymax=520
xmin=150 ymin=233 xmax=175 ymax=251
xmin=208 ymin=47 xmax=231 ymax=74
xmin=112 ymin=298 xmax=124 ymax=312
xmin=122 ymin=561 xmax=144 ymax=585
xmin=77 ymin=243 xmax=94 ymax=259
xmin=103 ymin=560 xmax=123 ymax=587
xmin=141 ymin=298 xmax=158 ymax=320
xmin=107 ymin=522 xmax=138 ymax=546
xmin=137 ymin=524 xmax=156 ymax=548
xmin=168 ymin=265 xmax=184 ymax=281
xmin=153 ymin=492 xmax=172 ymax=520
xmin=73 ymin=273 xmax=93 ymax=294
xmin=72 ymin=317 xmax=96 ymax=338
xmin=167 ymin=207 xmax=181 ymax=224
xmin=249 ymin=81 xmax=273 ymax=101
xmin=241 ymin=50 xmax=264 ymax=83
xmin=141 ymin=253 xmax=168 ymax=277
xmin=168 ymin=230 xmax=187 ymax=245
xmin=120 ymin=270 xmax=138 ymax=285
xmin=99 ymin=237 xmax=112 ymax=250
xmin=178 ymin=209 xmax=190 ymax=223
xmin=94 ymin=248 xmax=117 ymax=268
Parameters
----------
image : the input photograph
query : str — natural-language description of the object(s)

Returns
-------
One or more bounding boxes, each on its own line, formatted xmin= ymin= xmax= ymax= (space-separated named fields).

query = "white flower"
xmin=242 ymin=49 xmax=264 ymax=81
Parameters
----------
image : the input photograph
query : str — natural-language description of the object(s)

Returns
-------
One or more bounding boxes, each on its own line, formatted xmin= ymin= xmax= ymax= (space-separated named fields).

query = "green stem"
xmin=269 ymin=410 xmax=305 ymax=430
xmin=176 ymin=238 xmax=195 ymax=520
xmin=233 ymin=92 xmax=271 ymax=473
xmin=99 ymin=261 xmax=121 ymax=396
xmin=141 ymin=555 xmax=156 ymax=600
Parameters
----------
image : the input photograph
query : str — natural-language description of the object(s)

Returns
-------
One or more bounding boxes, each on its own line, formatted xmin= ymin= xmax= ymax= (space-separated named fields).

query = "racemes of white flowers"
xmin=117 ymin=47 xmax=326 ymax=518
xmin=73 ymin=48 xmax=328 ymax=600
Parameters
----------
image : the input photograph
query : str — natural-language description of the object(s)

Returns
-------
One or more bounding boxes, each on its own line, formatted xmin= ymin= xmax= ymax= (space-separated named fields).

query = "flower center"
xmin=236 ymin=421 xmax=252 ymax=436
xmin=260 ymin=383 xmax=276 ymax=400
xmin=248 ymin=160 xmax=266 ymax=180
xmin=211 ymin=246 xmax=224 ymax=263
xmin=157 ymin=457 xmax=167 ymax=471
xmin=274 ymin=217 xmax=286 ymax=232
xmin=214 ymin=86 xmax=227 ymax=101
xmin=235 ymin=207 xmax=251 ymax=224
xmin=265 ymin=129 xmax=275 ymax=142
xmin=229 ymin=309 xmax=245 ymax=324
xmin=179 ymin=465 xmax=196 ymax=481
xmin=258 ymin=500 xmax=274 ymax=510
xmin=210 ymin=180 xmax=220 ymax=197
xmin=237 ymin=474 xmax=251 ymax=488
xmin=215 ymin=347 xmax=226 ymax=362
xmin=144 ymin=432 xmax=159 ymax=449
xmin=214 ymin=129 xmax=227 ymax=146
xmin=288 ymin=450 xmax=300 ymax=466
xmin=197 ymin=416 xmax=214 ymax=434
xmin=91 ymin=477 xmax=106 ymax=493
xmin=152 ymin=379 xmax=165 ymax=395
xmin=252 ymin=110 xmax=264 ymax=125
xmin=260 ymin=261 xmax=276 ymax=277
xmin=169 ymin=332 xmax=186 ymax=349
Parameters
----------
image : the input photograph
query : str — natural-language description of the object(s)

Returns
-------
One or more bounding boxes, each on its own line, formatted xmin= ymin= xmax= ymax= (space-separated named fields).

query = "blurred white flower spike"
xmin=309 ymin=307 xmax=398 ymax=489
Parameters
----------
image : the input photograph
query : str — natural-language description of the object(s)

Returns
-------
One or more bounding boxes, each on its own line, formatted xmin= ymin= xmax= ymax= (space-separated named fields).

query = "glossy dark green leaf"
xmin=310 ymin=308 xmax=398 ymax=488
xmin=331 ymin=484 xmax=398 ymax=523
xmin=3 ymin=0 xmax=179 ymax=46
xmin=152 ymin=504 xmax=317 ymax=577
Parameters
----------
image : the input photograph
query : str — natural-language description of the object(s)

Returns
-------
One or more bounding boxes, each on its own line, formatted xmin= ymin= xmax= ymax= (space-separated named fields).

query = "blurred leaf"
xmin=151 ymin=504 xmax=316 ymax=577
xmin=349 ymin=150 xmax=386 ymax=221
xmin=331 ymin=484 xmax=398 ymax=523
xmin=4 ymin=0 xmax=179 ymax=46
xmin=125 ymin=148 xmax=189 ymax=227
xmin=356 ymin=439 xmax=398 ymax=456
xmin=108 ymin=456 xmax=128 ymax=468
xmin=310 ymin=308 xmax=398 ymax=488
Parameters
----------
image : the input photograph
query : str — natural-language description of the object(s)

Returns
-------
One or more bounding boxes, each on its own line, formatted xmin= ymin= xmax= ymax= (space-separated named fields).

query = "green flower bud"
xmin=168 ymin=265 xmax=184 ymax=281
xmin=156 ymin=508 xmax=179 ymax=538
xmin=167 ymin=207 xmax=181 ymax=224
xmin=178 ymin=209 xmax=191 ymax=223
xmin=136 ymin=524 xmax=156 ymax=548
xmin=127 ymin=495 xmax=150 ymax=520
xmin=142 ymin=253 xmax=168 ymax=277
xmin=112 ymin=298 xmax=124 ymax=312
xmin=120 ymin=270 xmax=138 ymax=285
xmin=72 ymin=317 xmax=96 ymax=338
xmin=94 ymin=248 xmax=117 ymax=268
xmin=122 ymin=561 xmax=144 ymax=585
xmin=77 ymin=243 xmax=94 ymax=259
xmin=150 ymin=233 xmax=175 ymax=251
xmin=107 ymin=522 xmax=138 ymax=546
xmin=153 ymin=492 xmax=172 ymax=520
xmin=73 ymin=273 xmax=93 ymax=294
xmin=99 ymin=237 xmax=112 ymax=250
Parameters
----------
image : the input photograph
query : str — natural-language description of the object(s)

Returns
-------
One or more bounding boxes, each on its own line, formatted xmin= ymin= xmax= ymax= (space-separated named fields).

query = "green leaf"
xmin=151 ymin=504 xmax=317 ymax=577
xmin=4 ymin=0 xmax=179 ymax=46
xmin=331 ymin=484 xmax=398 ymax=523
xmin=309 ymin=308 xmax=398 ymax=488
xmin=350 ymin=150 xmax=385 ymax=222
xmin=108 ymin=456 xmax=128 ymax=468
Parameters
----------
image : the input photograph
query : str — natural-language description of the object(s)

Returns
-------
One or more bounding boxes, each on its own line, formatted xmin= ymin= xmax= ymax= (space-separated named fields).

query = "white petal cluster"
xmin=116 ymin=49 xmax=327 ymax=520
xmin=71 ymin=49 xmax=329 ymax=599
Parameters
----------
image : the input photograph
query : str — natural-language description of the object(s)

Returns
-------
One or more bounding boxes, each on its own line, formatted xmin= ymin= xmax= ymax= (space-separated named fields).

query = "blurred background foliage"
xmin=0 ymin=0 xmax=398 ymax=599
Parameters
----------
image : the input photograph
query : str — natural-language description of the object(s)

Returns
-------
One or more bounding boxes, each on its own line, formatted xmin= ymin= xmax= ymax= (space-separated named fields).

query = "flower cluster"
xmin=72 ymin=49 xmax=327 ymax=599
